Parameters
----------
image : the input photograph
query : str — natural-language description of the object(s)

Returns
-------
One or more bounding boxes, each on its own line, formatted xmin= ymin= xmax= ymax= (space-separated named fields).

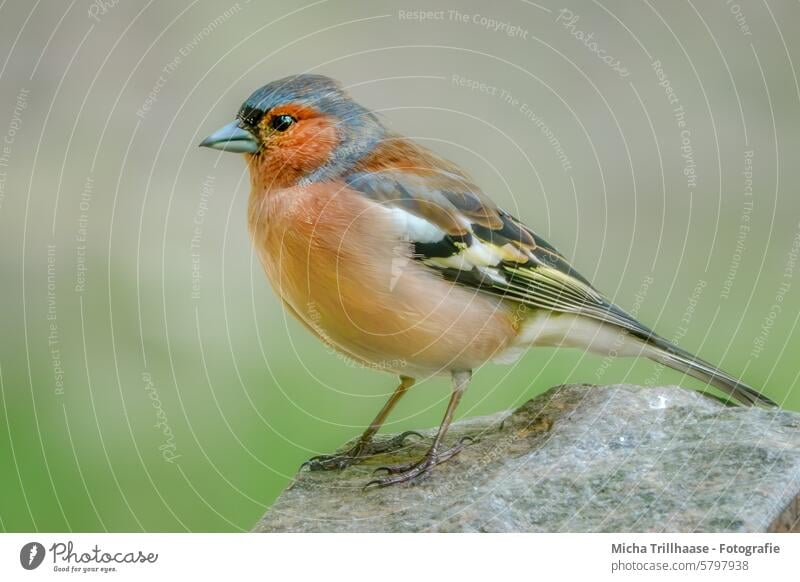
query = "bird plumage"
xmin=343 ymin=135 xmax=774 ymax=407
xmin=201 ymin=74 xmax=776 ymax=486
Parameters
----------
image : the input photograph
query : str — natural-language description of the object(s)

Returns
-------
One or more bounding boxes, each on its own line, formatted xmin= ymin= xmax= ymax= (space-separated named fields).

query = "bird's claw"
xmin=301 ymin=430 xmax=426 ymax=472
xmin=365 ymin=436 xmax=475 ymax=488
xmin=372 ymin=463 xmax=410 ymax=476
xmin=301 ymin=452 xmax=360 ymax=471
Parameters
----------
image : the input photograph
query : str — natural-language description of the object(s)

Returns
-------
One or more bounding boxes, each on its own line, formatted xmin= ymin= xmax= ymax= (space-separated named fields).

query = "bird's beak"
xmin=199 ymin=121 xmax=259 ymax=153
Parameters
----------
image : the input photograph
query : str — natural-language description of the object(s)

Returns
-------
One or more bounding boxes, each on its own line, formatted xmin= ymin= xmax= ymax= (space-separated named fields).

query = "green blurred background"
xmin=1 ymin=0 xmax=799 ymax=531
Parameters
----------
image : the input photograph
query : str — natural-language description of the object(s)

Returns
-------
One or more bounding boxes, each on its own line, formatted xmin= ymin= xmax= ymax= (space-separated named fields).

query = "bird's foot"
xmin=366 ymin=436 xmax=474 ymax=487
xmin=301 ymin=430 xmax=423 ymax=471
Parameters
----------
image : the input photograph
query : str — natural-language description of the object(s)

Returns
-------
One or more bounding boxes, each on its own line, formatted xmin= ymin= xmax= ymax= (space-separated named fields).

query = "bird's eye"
xmin=269 ymin=115 xmax=296 ymax=132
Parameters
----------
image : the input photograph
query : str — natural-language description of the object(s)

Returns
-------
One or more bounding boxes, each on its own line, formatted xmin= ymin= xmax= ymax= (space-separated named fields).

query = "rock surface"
xmin=254 ymin=384 xmax=800 ymax=532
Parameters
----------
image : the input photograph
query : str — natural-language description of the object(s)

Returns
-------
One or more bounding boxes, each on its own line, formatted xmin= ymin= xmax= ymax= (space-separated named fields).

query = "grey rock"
xmin=254 ymin=384 xmax=800 ymax=532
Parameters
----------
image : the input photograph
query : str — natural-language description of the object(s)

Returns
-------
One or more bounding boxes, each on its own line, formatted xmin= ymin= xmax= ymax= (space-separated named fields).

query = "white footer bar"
xmin=1 ymin=533 xmax=796 ymax=581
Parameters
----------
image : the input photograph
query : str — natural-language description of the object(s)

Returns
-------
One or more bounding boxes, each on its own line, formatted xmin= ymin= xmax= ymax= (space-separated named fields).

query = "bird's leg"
xmin=367 ymin=370 xmax=472 ymax=487
xmin=302 ymin=376 xmax=419 ymax=471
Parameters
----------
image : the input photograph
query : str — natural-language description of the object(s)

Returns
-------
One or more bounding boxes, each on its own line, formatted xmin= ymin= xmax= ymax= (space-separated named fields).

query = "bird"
xmin=200 ymin=74 xmax=776 ymax=487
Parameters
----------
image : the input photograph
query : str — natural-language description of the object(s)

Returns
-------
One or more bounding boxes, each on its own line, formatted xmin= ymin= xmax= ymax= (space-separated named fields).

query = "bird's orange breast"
xmin=248 ymin=182 xmax=518 ymax=376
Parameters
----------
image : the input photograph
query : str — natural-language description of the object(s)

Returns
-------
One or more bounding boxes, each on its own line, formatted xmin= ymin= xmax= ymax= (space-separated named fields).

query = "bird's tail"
xmin=642 ymin=334 xmax=777 ymax=407
xmin=525 ymin=306 xmax=776 ymax=407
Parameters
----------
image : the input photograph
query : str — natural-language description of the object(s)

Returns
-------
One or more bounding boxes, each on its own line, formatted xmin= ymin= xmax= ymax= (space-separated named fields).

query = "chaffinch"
xmin=201 ymin=74 xmax=775 ymax=487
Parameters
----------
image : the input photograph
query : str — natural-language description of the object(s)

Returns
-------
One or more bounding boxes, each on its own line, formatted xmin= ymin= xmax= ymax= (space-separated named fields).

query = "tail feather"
xmin=522 ymin=307 xmax=777 ymax=407
xmin=594 ymin=302 xmax=776 ymax=407
xmin=644 ymin=335 xmax=777 ymax=407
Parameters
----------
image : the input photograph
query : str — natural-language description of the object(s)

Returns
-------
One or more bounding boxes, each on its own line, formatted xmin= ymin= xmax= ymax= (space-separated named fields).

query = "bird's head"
xmin=200 ymin=75 xmax=385 ymax=188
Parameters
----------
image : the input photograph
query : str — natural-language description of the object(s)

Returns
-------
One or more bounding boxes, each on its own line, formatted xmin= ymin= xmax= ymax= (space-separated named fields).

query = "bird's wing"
xmin=344 ymin=169 xmax=655 ymax=340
